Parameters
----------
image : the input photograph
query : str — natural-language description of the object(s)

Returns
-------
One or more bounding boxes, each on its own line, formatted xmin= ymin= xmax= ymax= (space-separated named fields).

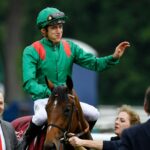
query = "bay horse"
xmin=44 ymin=76 xmax=92 ymax=150
xmin=11 ymin=76 xmax=92 ymax=150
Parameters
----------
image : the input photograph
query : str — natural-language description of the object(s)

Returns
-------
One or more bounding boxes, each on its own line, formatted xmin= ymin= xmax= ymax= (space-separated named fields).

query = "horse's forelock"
xmin=51 ymin=86 xmax=68 ymax=101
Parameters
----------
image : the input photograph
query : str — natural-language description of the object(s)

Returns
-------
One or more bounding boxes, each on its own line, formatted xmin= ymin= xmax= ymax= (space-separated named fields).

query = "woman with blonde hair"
xmin=69 ymin=104 xmax=140 ymax=150
xmin=111 ymin=104 xmax=140 ymax=140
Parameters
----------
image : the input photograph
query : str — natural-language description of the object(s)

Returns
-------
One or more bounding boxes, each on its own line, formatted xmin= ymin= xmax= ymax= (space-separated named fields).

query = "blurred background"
xmin=0 ymin=0 xmax=150 ymax=135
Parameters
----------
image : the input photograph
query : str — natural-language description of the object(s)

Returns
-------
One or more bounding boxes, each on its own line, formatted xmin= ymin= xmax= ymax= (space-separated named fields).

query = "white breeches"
xmin=32 ymin=98 xmax=100 ymax=126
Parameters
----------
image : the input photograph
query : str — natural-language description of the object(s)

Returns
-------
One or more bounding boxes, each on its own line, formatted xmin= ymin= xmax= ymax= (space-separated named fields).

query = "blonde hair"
xmin=118 ymin=105 xmax=140 ymax=125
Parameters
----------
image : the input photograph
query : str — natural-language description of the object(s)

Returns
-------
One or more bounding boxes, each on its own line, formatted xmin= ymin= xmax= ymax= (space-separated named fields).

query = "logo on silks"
xmin=15 ymin=130 xmax=24 ymax=139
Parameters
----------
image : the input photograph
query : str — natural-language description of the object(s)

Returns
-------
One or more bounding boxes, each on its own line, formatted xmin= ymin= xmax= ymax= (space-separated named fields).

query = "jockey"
xmin=22 ymin=7 xmax=130 ymax=149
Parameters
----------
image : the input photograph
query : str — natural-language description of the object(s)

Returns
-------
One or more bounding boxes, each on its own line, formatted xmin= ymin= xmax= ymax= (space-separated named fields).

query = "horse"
xmin=44 ymin=76 xmax=92 ymax=150
xmin=11 ymin=76 xmax=92 ymax=150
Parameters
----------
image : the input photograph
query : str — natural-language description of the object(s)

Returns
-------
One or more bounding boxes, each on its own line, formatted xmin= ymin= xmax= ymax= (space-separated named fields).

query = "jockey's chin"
xmin=51 ymin=37 xmax=62 ymax=44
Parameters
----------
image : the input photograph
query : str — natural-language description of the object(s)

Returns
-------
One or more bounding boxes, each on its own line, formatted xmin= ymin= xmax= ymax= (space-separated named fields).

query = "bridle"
xmin=47 ymin=100 xmax=75 ymax=143
xmin=47 ymin=93 xmax=89 ymax=146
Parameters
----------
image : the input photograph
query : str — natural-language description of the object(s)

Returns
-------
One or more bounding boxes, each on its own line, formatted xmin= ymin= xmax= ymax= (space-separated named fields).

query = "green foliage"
xmin=0 ymin=0 xmax=150 ymax=105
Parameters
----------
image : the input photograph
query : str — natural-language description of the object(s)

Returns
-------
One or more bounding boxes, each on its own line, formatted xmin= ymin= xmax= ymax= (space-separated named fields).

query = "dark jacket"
xmin=103 ymin=135 xmax=121 ymax=150
xmin=119 ymin=119 xmax=150 ymax=150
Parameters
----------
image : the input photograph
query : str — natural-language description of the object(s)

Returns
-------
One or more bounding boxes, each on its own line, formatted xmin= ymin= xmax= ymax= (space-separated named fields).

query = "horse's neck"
xmin=73 ymin=90 xmax=89 ymax=132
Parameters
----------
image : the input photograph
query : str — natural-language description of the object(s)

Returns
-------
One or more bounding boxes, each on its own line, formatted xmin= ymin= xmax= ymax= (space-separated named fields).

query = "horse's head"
xmin=44 ymin=76 xmax=81 ymax=150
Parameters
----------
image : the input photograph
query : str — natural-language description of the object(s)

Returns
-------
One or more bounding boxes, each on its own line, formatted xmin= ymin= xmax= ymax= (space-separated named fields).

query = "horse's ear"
xmin=66 ymin=75 xmax=73 ymax=90
xmin=45 ymin=76 xmax=54 ymax=91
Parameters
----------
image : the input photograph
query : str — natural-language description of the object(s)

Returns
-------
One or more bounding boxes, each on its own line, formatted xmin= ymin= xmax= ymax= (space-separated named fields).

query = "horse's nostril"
xmin=44 ymin=143 xmax=56 ymax=150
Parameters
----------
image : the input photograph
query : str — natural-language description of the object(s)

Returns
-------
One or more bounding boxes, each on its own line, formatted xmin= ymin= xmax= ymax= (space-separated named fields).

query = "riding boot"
xmin=22 ymin=122 xmax=41 ymax=150
xmin=88 ymin=120 xmax=97 ymax=131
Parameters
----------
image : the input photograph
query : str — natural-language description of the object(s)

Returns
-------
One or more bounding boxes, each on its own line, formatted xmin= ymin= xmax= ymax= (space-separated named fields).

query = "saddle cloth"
xmin=11 ymin=116 xmax=46 ymax=150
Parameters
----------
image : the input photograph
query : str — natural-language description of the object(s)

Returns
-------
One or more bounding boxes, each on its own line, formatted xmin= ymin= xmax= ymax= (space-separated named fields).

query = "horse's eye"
xmin=64 ymin=106 xmax=71 ymax=116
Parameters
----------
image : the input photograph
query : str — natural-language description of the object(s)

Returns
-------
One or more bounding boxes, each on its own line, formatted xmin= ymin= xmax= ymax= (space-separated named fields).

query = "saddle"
xmin=11 ymin=116 xmax=46 ymax=150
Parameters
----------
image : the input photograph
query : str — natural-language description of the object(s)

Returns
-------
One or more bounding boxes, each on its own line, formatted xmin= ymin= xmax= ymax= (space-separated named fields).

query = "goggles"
xmin=47 ymin=12 xmax=65 ymax=21
xmin=38 ymin=12 xmax=66 ymax=28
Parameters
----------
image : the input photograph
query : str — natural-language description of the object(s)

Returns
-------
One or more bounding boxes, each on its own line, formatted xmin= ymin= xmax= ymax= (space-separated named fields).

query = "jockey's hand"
xmin=113 ymin=41 xmax=130 ymax=59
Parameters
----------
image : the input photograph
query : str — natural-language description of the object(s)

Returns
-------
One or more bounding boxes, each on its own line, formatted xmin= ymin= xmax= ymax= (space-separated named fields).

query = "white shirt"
xmin=0 ymin=124 xmax=6 ymax=150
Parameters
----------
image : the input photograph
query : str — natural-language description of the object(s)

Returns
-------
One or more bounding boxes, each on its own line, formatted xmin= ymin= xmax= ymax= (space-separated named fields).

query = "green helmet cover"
xmin=36 ymin=7 xmax=67 ymax=29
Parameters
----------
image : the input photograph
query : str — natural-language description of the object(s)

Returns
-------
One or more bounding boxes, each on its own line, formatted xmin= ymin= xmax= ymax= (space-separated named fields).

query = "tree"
xmin=0 ymin=0 xmax=150 ymax=105
xmin=2 ymin=0 xmax=25 ymax=102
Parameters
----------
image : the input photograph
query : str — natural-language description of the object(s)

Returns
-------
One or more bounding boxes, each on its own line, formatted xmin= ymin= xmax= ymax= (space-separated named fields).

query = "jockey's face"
xmin=41 ymin=24 xmax=63 ymax=44
xmin=0 ymin=93 xmax=4 ymax=116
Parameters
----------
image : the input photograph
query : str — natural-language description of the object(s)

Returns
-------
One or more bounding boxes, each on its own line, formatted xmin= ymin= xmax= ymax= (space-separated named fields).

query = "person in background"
xmin=22 ymin=7 xmax=130 ymax=149
xmin=119 ymin=87 xmax=150 ymax=150
xmin=0 ymin=92 xmax=22 ymax=150
xmin=69 ymin=105 xmax=140 ymax=150
xmin=110 ymin=104 xmax=140 ymax=141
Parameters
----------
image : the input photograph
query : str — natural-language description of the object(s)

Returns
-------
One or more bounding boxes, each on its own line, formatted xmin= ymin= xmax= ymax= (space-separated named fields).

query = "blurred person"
xmin=0 ymin=92 xmax=22 ymax=150
xmin=69 ymin=105 xmax=140 ymax=150
xmin=22 ymin=7 xmax=130 ymax=149
xmin=119 ymin=87 xmax=150 ymax=150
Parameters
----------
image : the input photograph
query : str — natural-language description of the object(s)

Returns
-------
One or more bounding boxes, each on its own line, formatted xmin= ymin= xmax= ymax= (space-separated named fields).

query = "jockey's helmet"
xmin=36 ymin=7 xmax=67 ymax=29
